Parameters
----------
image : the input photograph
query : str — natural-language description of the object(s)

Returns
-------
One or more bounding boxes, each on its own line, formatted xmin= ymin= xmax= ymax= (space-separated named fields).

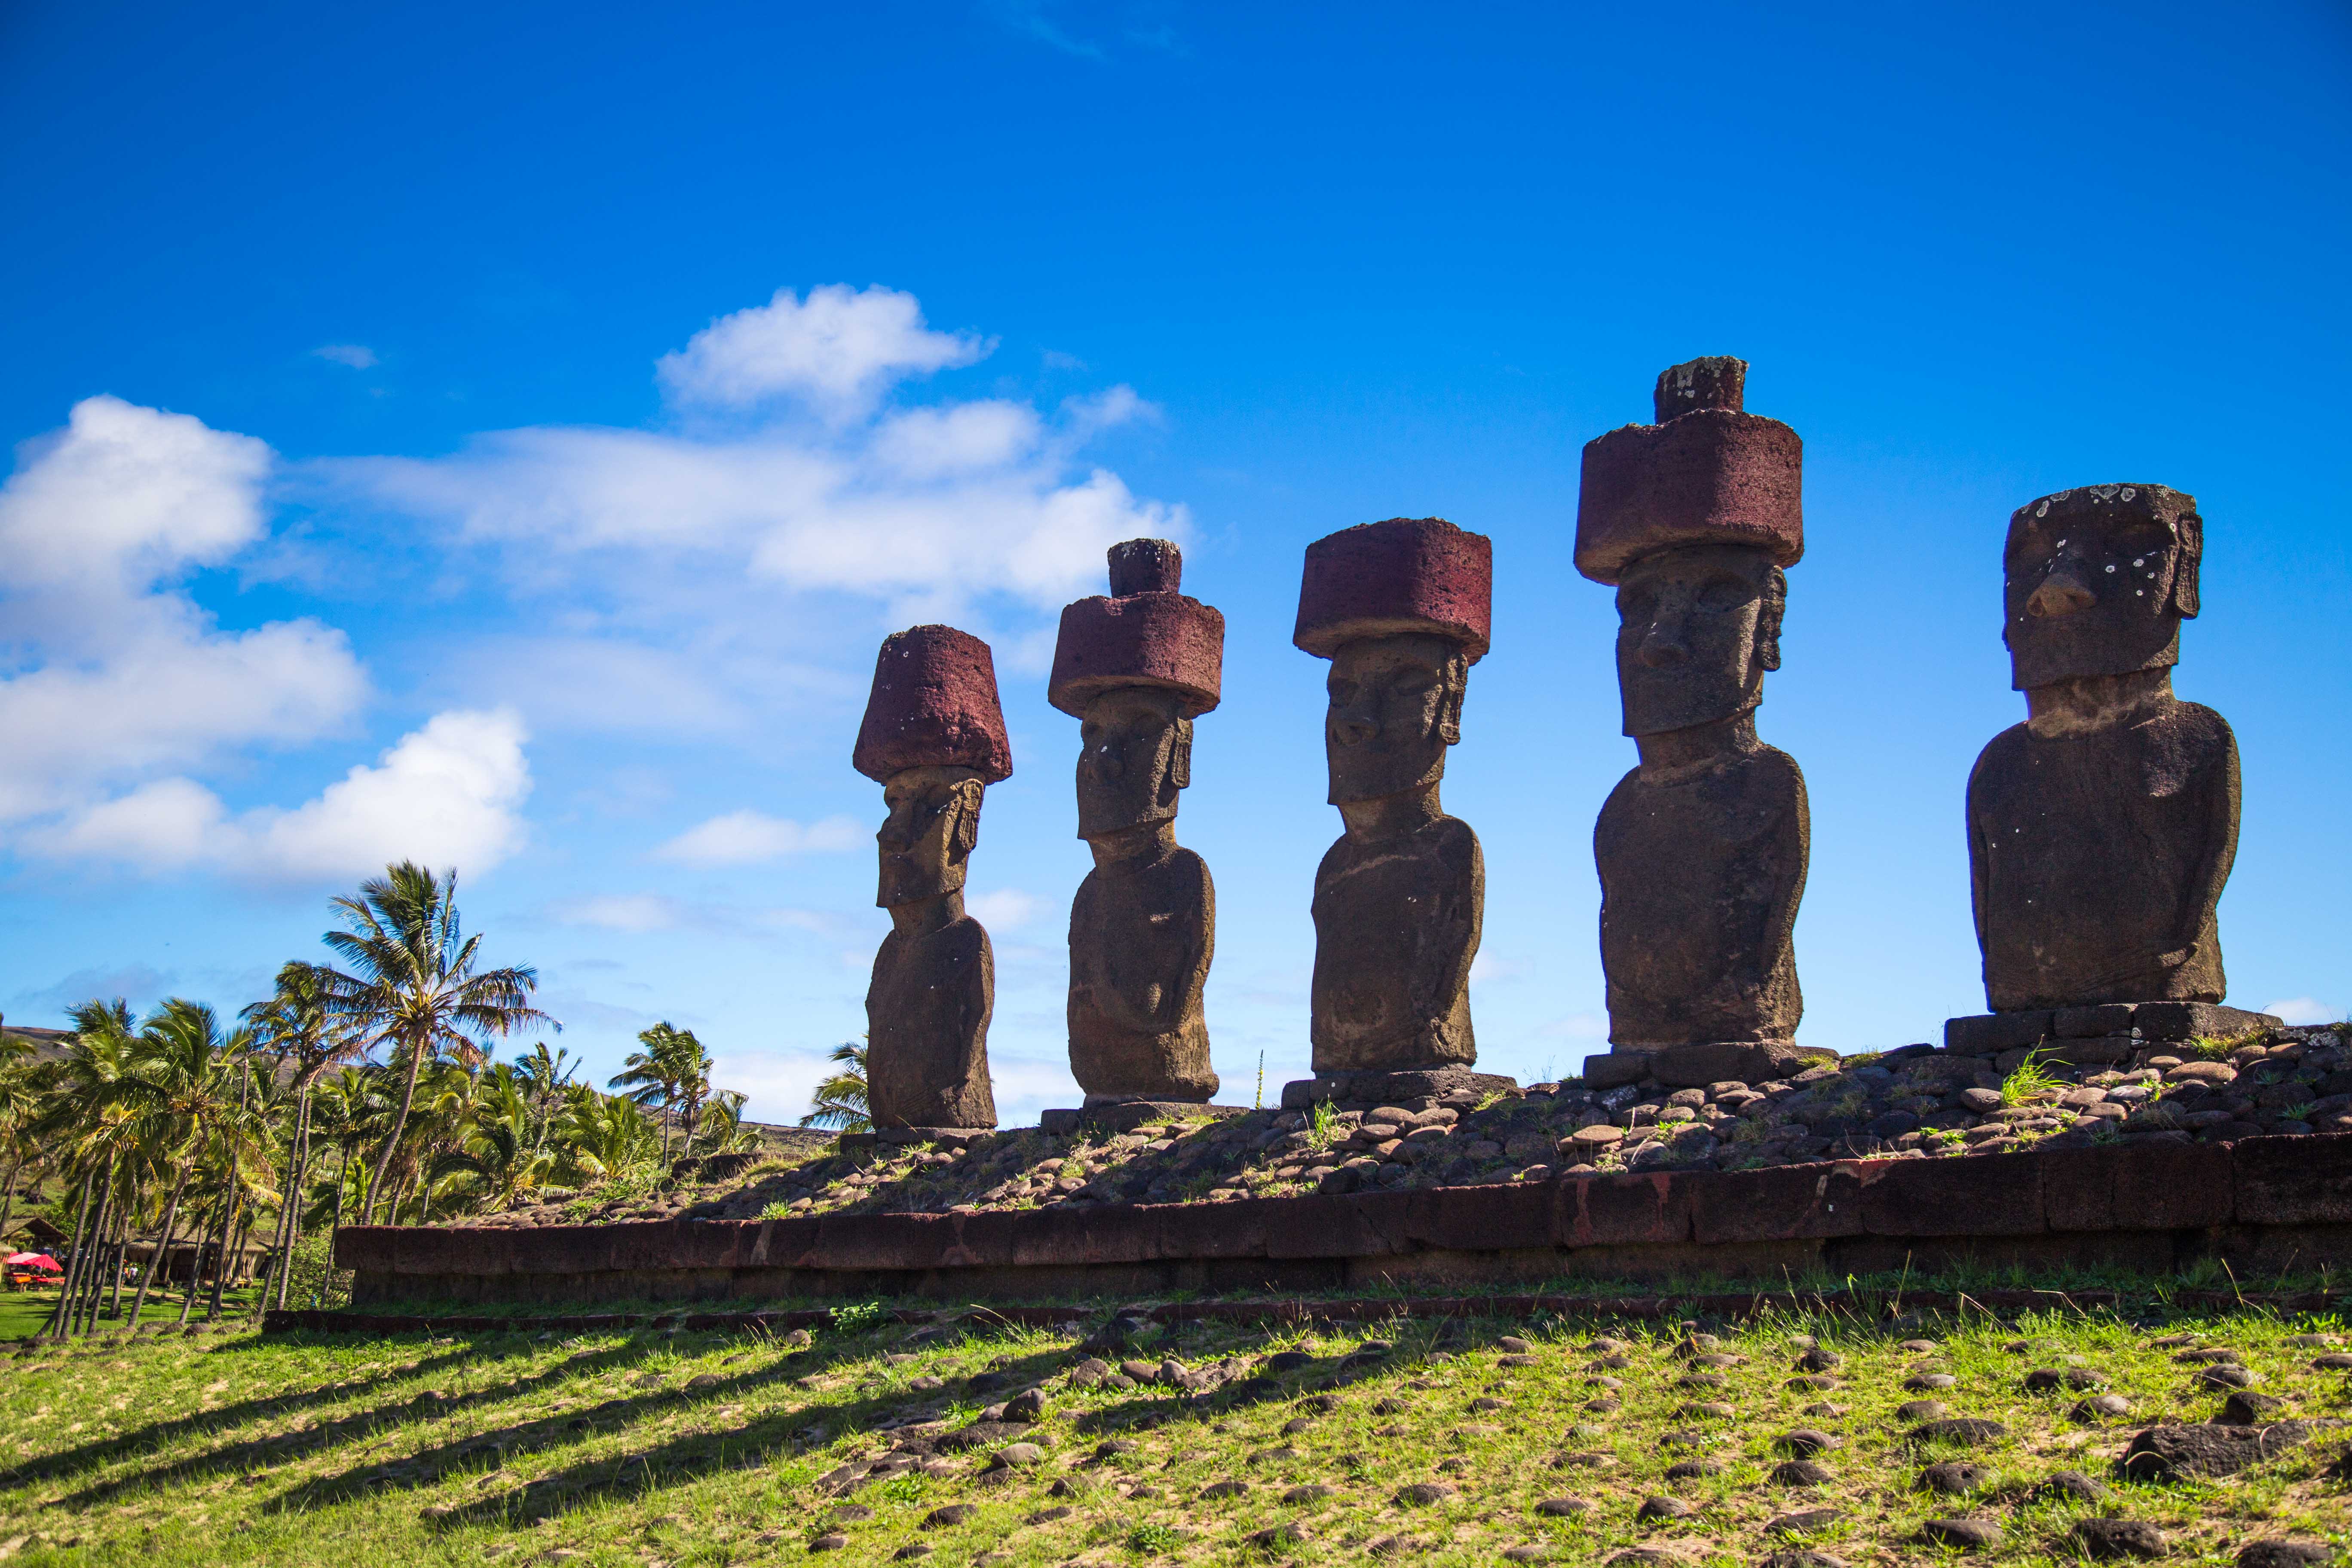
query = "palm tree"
xmin=689 ymin=1090 xmax=761 ymax=1156
xmin=36 ymin=1000 xmax=139 ymax=1335
xmin=428 ymin=1069 xmax=554 ymax=1210
xmin=241 ymin=961 xmax=363 ymax=1310
xmin=554 ymin=1088 xmax=660 ymax=1186
xmin=316 ymin=862 xmax=556 ymax=1225
xmin=106 ymin=1000 xmax=259 ymax=1328
xmin=608 ymin=1023 xmax=710 ymax=1161
xmin=799 ymin=1041 xmax=870 ymax=1133
xmin=0 ymin=1035 xmax=52 ymax=1250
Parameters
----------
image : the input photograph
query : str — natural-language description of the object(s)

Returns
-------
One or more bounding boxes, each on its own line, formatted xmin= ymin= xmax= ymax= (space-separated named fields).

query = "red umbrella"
xmin=4 ymin=1253 xmax=61 ymax=1271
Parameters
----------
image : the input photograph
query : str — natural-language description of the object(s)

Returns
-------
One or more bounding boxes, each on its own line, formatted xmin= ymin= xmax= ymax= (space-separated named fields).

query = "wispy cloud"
xmin=312 ymin=343 xmax=378 ymax=369
xmin=653 ymin=810 xmax=863 ymax=867
xmin=2263 ymin=996 xmax=2342 ymax=1027
xmin=982 ymin=0 xmax=1105 ymax=59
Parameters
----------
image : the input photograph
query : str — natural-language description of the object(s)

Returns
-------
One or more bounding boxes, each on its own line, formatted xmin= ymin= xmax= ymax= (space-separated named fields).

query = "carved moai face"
xmin=1614 ymin=544 xmax=1785 ymax=737
xmin=1324 ymin=632 xmax=1469 ymax=805
xmin=876 ymin=765 xmax=983 ymax=909
xmin=1075 ymin=686 xmax=1191 ymax=839
xmin=2003 ymin=489 xmax=2200 ymax=690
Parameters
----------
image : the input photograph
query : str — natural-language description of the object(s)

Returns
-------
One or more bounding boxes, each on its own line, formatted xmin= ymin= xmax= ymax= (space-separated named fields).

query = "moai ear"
xmin=2170 ymin=509 xmax=2203 ymax=620
xmin=1436 ymin=652 xmax=1469 ymax=746
xmin=1756 ymin=567 xmax=1788 ymax=673
xmin=1168 ymin=717 xmax=1193 ymax=793
xmin=946 ymin=778 xmax=983 ymax=861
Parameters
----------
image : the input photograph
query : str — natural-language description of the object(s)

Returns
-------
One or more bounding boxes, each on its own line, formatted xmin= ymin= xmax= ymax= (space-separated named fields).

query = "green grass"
xmin=0 ymin=1289 xmax=2346 ymax=1565
xmin=0 ymin=1283 xmax=263 ymax=1342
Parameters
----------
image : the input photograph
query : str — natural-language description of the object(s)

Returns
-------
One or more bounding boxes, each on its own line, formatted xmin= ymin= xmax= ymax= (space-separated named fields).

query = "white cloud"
xmin=27 ymin=709 xmax=532 ymax=881
xmin=553 ymin=892 xmax=844 ymax=938
xmin=708 ymin=1045 xmax=863 ymax=1126
xmin=566 ymin=893 xmax=685 ymax=933
xmin=656 ymin=285 xmax=988 ymax=418
xmin=0 ymin=396 xmax=368 ymax=826
xmin=967 ymin=888 xmax=1042 ymax=930
xmin=312 ymin=344 xmax=378 ymax=370
xmin=325 ymin=285 xmax=1183 ymax=638
xmin=654 ymin=809 xmax=863 ymax=866
xmin=2263 ymin=996 xmax=2342 ymax=1027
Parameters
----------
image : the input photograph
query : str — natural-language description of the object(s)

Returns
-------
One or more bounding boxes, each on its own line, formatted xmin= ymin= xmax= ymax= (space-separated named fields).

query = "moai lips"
xmin=1292 ymin=518 xmax=1492 ymax=1089
xmin=1578 ymin=360 xmax=1812 ymax=1082
xmin=1960 ymin=485 xmax=2242 ymax=1017
xmin=856 ymin=625 xmax=1007 ymax=1132
xmin=1050 ymin=540 xmax=1223 ymax=1105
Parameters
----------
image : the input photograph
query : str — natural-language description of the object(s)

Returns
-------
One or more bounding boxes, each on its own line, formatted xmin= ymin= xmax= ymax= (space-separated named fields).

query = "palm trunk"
xmin=0 ymin=1149 xmax=24 ymax=1250
xmin=362 ymin=1033 xmax=426 ymax=1225
xmin=175 ymin=1191 xmax=212 ymax=1326
xmin=43 ymin=1165 xmax=95 ymax=1339
xmin=206 ymin=1063 xmax=250 ymax=1320
xmin=70 ymin=1178 xmax=111 ymax=1336
xmin=124 ymin=1164 xmax=190 ymax=1329
xmin=274 ymin=1090 xmax=315 ymax=1311
xmin=105 ymin=1197 xmax=132 ymax=1320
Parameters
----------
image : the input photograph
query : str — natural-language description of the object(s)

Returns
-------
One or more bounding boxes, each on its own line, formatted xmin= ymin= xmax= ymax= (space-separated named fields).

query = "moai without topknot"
xmin=1283 ymin=517 xmax=1516 ymax=1112
xmin=1575 ymin=357 xmax=1820 ymax=1089
xmin=851 ymin=625 xmax=1008 ymax=1133
xmin=1945 ymin=484 xmax=2276 ymax=1059
xmin=1044 ymin=539 xmax=1225 ymax=1125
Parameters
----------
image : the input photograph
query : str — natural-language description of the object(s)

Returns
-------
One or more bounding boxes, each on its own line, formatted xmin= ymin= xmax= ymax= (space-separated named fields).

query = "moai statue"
xmin=1283 ymin=517 xmax=1515 ymax=1112
xmin=1575 ymin=357 xmax=1819 ymax=1089
xmin=851 ymin=625 xmax=1009 ymax=1132
xmin=1047 ymin=539 xmax=1224 ymax=1112
xmin=1947 ymin=484 xmax=2273 ymax=1058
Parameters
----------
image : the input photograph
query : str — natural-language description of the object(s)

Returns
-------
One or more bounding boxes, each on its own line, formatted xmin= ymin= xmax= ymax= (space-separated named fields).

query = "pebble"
xmin=919 ymin=1505 xmax=976 ymax=1529
xmin=2202 ymin=1365 xmax=2258 ymax=1389
xmin=1635 ymin=1496 xmax=1692 ymax=1522
xmin=1769 ymin=1460 xmax=1833 ymax=1486
xmin=808 ymin=1535 xmax=848 ymax=1553
xmin=1903 ymin=1372 xmax=1957 ymax=1391
xmin=2073 ymin=1519 xmax=2170 ymax=1559
xmin=1664 ymin=1459 xmax=1722 ymax=1480
xmin=2071 ymin=1394 xmax=2133 ymax=1421
xmin=1023 ymin=1506 xmax=1073 ymax=1525
xmin=1777 ymin=1429 xmax=1841 ymax=1455
xmin=1496 ymin=1335 xmax=1531 ymax=1352
xmin=1907 ymin=1418 xmax=2006 ymax=1448
xmin=1534 ymin=1498 xmax=1589 ymax=1517
xmin=1897 ymin=1339 xmax=1940 ymax=1353
xmin=2235 ymin=1543 xmax=2335 ymax=1568
xmin=1394 ymin=1481 xmax=1457 ymax=1506
xmin=1917 ymin=1461 xmax=1992 ymax=1495
xmin=2038 ymin=1470 xmax=2113 ymax=1504
xmin=1502 ymin=1548 xmax=1547 ymax=1564
xmin=1895 ymin=1400 xmax=1949 ymax=1421
xmin=2312 ymin=1354 xmax=2352 ymax=1370
xmin=1198 ymin=1479 xmax=1248 ymax=1500
xmin=1282 ymin=1484 xmax=1337 ymax=1503
xmin=1795 ymin=1348 xmax=1842 ymax=1372
xmin=894 ymin=1546 xmax=934 ymax=1561
xmin=1918 ymin=1518 xmax=2003 ymax=1549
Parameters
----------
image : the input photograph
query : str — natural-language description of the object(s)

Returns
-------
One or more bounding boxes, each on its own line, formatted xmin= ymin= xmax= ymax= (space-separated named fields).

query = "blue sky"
xmin=3 ymin=0 xmax=2347 ymax=1126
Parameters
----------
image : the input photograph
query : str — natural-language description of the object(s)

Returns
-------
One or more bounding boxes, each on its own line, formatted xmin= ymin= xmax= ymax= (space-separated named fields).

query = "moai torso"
xmin=1310 ymin=812 xmax=1482 ymax=1071
xmin=1596 ymin=742 xmax=1807 ymax=1047
xmin=866 ymin=915 xmax=998 ymax=1129
xmin=1969 ymin=697 xmax=2237 ymax=1011
xmin=1068 ymin=843 xmax=1216 ymax=1100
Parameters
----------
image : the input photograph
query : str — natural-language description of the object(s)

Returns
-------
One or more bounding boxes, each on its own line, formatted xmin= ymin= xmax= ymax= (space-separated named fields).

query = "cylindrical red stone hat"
xmin=852 ymin=625 xmax=1013 ymax=784
xmin=1048 ymin=539 xmax=1225 ymax=718
xmin=1292 ymin=517 xmax=1493 ymax=662
xmin=1574 ymin=356 xmax=1804 ymax=585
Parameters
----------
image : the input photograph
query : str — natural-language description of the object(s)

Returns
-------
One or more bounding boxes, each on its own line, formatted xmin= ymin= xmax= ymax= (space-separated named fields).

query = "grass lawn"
xmin=0 ymin=1294 xmax=2345 ymax=1565
xmin=0 ymin=1285 xmax=262 ymax=1343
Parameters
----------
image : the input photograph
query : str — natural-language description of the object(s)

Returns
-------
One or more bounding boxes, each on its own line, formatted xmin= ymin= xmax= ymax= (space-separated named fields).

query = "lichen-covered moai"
xmin=1947 ymin=484 xmax=2277 ymax=1059
xmin=1046 ymin=539 xmax=1224 ymax=1117
xmin=1576 ymin=357 xmax=1820 ymax=1090
xmin=1283 ymin=517 xmax=1514 ymax=1112
xmin=852 ymin=625 xmax=1008 ymax=1133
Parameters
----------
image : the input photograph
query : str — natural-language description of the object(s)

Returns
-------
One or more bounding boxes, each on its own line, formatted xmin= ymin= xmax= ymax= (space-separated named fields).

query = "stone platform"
xmin=338 ymin=1132 xmax=2352 ymax=1307
xmin=1581 ymin=1039 xmax=1839 ymax=1090
xmin=837 ymin=1127 xmax=995 ymax=1155
xmin=1038 ymin=1101 xmax=1249 ymax=1136
xmin=1279 ymin=1066 xmax=1517 ymax=1112
xmin=1944 ymin=1001 xmax=2284 ymax=1058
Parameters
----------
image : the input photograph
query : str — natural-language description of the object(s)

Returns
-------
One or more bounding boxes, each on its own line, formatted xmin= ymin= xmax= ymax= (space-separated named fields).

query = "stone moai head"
xmin=852 ymin=624 xmax=1012 ymax=909
xmin=1293 ymin=517 xmax=1491 ymax=805
xmin=1049 ymin=539 xmax=1224 ymax=839
xmin=1576 ymin=356 xmax=1804 ymax=734
xmin=2003 ymin=484 xmax=2202 ymax=692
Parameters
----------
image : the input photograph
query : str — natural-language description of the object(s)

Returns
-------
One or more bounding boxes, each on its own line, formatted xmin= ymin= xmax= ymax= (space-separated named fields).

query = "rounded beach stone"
xmin=1769 ymin=1460 xmax=1833 ymax=1487
xmin=1534 ymin=1498 xmax=1589 ymax=1517
xmin=1282 ymin=1484 xmax=1337 ymax=1504
xmin=2201 ymin=1365 xmax=2257 ymax=1389
xmin=809 ymin=1535 xmax=848 ymax=1553
xmin=1199 ymin=1479 xmax=1248 ymax=1500
xmin=1904 ymin=1372 xmax=1957 ymax=1391
xmin=1777 ymin=1429 xmax=1840 ymax=1456
xmin=2072 ymin=1394 xmax=2134 ymax=1422
xmin=2074 ymin=1519 xmax=2170 ymax=1559
xmin=920 ymin=1504 xmax=977 ymax=1528
xmin=1635 ymin=1496 xmax=1692 ymax=1522
xmin=1395 ymin=1481 xmax=1457 ymax=1506
xmin=2038 ymin=1470 xmax=2113 ymax=1504
xmin=2235 ymin=1543 xmax=2336 ymax=1568
xmin=1917 ymin=1461 xmax=1992 ymax=1495
xmin=1918 ymin=1518 xmax=2003 ymax=1549
xmin=1795 ymin=1347 xmax=1841 ymax=1372
xmin=1896 ymin=1400 xmax=1950 ymax=1422
xmin=1664 ymin=1459 xmax=1722 ymax=1481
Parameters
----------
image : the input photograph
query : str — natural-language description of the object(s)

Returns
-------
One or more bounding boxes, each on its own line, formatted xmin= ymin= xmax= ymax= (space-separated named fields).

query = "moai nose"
xmin=2027 ymin=570 xmax=2097 ymax=619
xmin=1638 ymin=630 xmax=1689 ymax=669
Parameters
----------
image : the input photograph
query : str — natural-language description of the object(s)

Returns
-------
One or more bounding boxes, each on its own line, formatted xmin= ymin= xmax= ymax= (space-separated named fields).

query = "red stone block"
xmin=2042 ymin=1141 xmax=2233 ymax=1231
xmin=852 ymin=625 xmax=1013 ymax=783
xmin=1688 ymin=1164 xmax=1868 ymax=1244
xmin=744 ymin=1216 xmax=825 ymax=1270
xmin=1576 ymin=410 xmax=1803 ymax=585
xmin=1397 ymin=1181 xmax=1553 ymax=1253
xmin=2231 ymin=1132 xmax=2352 ymax=1225
xmin=1293 ymin=518 xmax=1493 ymax=659
xmin=1262 ymin=1192 xmax=1400 ymax=1258
xmin=1553 ymin=1171 xmax=1695 ymax=1247
xmin=1857 ymin=1152 xmax=2044 ymax=1236
xmin=332 ymin=1224 xmax=397 ymax=1273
